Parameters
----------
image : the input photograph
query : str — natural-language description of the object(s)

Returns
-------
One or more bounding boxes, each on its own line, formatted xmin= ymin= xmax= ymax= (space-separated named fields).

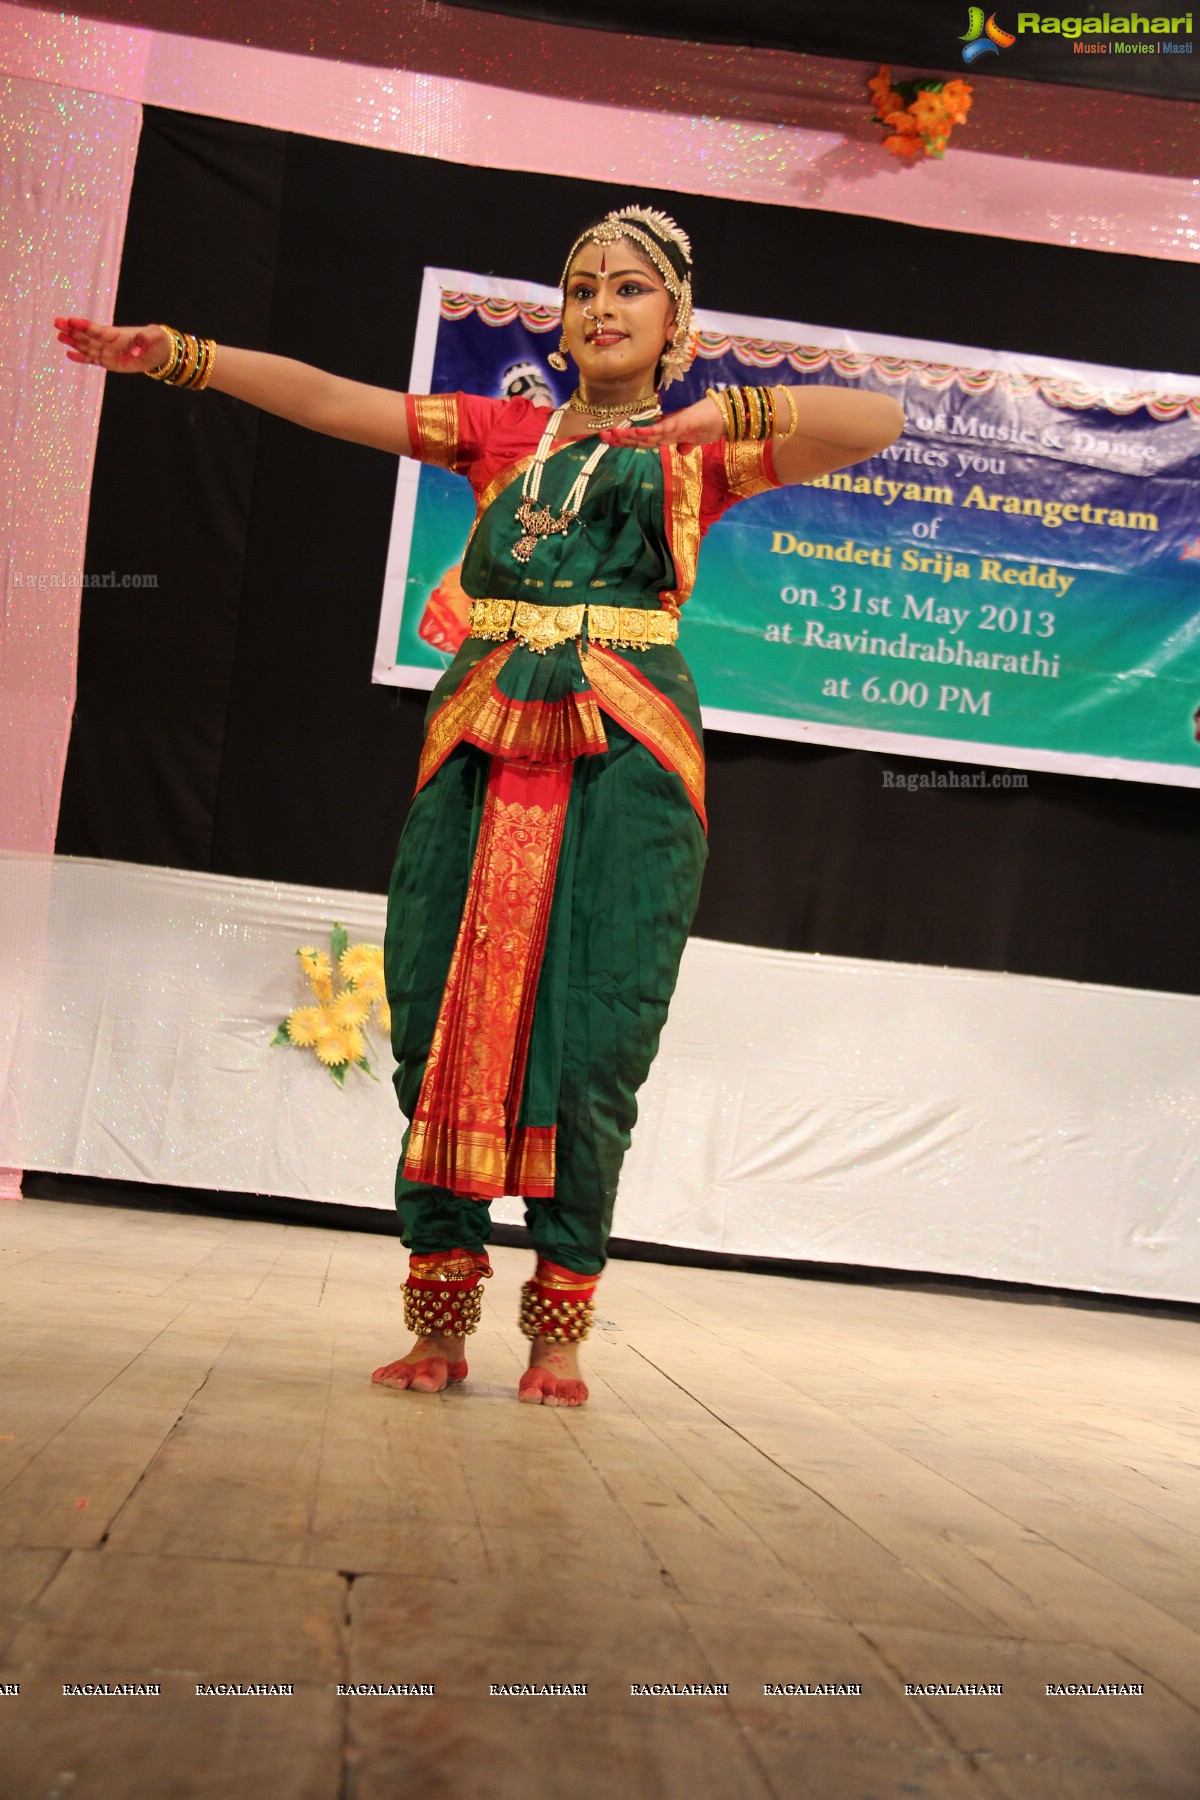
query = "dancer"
xmin=54 ymin=204 xmax=902 ymax=1408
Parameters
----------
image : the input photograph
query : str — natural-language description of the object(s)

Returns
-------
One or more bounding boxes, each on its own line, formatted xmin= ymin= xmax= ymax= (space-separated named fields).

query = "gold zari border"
xmin=584 ymin=644 xmax=706 ymax=826
xmin=416 ymin=644 xmax=516 ymax=790
xmin=464 ymin=682 xmax=608 ymax=764
xmin=408 ymin=1252 xmax=492 ymax=1281
xmin=663 ymin=443 xmax=704 ymax=606
xmin=408 ymin=393 xmax=461 ymax=469
xmin=506 ymin=1126 xmax=557 ymax=1199
xmin=533 ymin=1266 xmax=600 ymax=1291
xmin=724 ymin=439 xmax=778 ymax=500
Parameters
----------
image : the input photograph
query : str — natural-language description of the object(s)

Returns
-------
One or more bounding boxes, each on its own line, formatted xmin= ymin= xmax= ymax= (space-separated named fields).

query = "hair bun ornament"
xmin=613 ymin=205 xmax=693 ymax=267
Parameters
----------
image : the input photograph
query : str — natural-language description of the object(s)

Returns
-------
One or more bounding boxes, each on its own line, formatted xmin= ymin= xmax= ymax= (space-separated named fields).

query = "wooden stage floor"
xmin=0 ymin=1195 xmax=1197 ymax=1799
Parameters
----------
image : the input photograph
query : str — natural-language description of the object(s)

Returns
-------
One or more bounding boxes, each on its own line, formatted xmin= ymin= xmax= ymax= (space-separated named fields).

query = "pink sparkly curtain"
xmin=0 ymin=70 xmax=140 ymax=1195
xmin=1 ymin=2 xmax=1197 ymax=259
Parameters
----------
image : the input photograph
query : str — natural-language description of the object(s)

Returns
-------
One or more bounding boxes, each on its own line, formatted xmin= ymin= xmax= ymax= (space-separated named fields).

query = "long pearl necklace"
xmin=513 ymin=406 xmax=610 ymax=564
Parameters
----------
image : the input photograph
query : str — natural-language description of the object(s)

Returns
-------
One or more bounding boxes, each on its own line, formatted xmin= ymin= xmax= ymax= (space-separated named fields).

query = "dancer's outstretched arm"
xmin=52 ymin=318 xmax=414 ymax=457
xmin=600 ymin=383 xmax=904 ymax=483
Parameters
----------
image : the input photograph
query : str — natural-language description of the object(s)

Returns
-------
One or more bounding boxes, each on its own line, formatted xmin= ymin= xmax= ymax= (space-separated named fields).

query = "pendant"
xmin=512 ymin=499 xmax=577 ymax=563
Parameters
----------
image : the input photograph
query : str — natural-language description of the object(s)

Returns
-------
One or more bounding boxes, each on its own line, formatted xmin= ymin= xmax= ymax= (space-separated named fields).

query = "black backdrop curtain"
xmin=57 ymin=107 xmax=1200 ymax=994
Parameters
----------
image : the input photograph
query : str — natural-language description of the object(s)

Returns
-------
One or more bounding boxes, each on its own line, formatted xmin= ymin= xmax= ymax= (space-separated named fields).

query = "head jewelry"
xmin=550 ymin=204 xmax=696 ymax=386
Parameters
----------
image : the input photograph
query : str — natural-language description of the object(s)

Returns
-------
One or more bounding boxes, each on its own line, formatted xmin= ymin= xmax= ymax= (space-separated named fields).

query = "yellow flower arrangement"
xmin=331 ymin=989 xmax=372 ymax=1029
xmin=271 ymin=923 xmax=391 ymax=1086
xmin=869 ymin=67 xmax=973 ymax=161
xmin=297 ymin=946 xmax=334 ymax=1001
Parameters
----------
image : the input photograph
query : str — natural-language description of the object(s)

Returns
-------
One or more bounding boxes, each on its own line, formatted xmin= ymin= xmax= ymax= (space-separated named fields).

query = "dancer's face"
xmin=562 ymin=237 xmax=676 ymax=390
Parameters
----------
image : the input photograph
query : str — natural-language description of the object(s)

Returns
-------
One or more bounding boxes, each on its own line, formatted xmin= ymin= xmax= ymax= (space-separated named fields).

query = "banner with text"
xmin=374 ymin=268 xmax=1200 ymax=785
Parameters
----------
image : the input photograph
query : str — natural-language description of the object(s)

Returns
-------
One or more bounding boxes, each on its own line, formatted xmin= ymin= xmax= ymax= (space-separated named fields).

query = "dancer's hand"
xmin=598 ymin=393 xmax=725 ymax=449
xmin=52 ymin=316 xmax=171 ymax=374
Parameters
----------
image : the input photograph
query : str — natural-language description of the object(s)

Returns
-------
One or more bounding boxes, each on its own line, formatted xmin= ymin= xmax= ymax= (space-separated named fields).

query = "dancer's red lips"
xmin=587 ymin=330 xmax=626 ymax=346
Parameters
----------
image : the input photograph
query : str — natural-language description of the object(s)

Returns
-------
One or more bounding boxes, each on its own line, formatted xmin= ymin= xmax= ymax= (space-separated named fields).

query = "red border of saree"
xmin=584 ymin=645 xmax=707 ymax=832
xmin=402 ymin=755 xmax=570 ymax=1199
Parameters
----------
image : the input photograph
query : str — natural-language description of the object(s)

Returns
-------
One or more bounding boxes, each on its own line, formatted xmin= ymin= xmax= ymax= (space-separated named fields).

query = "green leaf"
xmin=328 ymin=1061 xmax=348 ymax=1087
xmin=269 ymin=1022 xmax=291 ymax=1046
xmin=357 ymin=1055 xmax=379 ymax=1082
xmin=331 ymin=922 xmax=349 ymax=963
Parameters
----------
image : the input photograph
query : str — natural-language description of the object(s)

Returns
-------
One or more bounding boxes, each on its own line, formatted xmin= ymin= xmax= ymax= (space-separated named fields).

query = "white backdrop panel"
xmin=1 ymin=850 xmax=1197 ymax=1301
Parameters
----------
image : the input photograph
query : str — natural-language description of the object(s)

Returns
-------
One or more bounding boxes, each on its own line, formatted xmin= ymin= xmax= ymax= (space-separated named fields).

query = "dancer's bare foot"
xmin=518 ymin=1339 xmax=588 ymax=1407
xmin=372 ymin=1333 xmax=467 ymax=1393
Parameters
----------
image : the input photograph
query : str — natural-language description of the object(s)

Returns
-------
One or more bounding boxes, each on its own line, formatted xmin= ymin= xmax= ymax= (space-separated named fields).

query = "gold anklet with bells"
xmin=519 ymin=1261 xmax=599 ymax=1343
xmin=402 ymin=1250 xmax=492 ymax=1338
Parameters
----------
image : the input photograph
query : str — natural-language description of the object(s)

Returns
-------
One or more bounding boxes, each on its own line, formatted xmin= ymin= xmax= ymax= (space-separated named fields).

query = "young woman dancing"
xmin=54 ymin=203 xmax=903 ymax=1409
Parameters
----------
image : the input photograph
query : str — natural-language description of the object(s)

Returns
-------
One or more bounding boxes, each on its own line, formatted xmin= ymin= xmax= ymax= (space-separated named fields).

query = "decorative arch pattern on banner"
xmin=438 ymin=288 xmax=1200 ymax=421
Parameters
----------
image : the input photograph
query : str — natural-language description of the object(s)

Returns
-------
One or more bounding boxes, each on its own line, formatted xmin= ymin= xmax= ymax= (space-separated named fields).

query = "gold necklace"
xmin=567 ymin=387 xmax=662 ymax=429
xmin=513 ymin=407 xmax=611 ymax=564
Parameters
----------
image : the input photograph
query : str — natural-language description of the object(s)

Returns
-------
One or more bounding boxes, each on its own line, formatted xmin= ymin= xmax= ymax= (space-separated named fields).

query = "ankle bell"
xmin=403 ymin=1248 xmax=491 ymax=1338
xmin=518 ymin=1259 xmax=599 ymax=1342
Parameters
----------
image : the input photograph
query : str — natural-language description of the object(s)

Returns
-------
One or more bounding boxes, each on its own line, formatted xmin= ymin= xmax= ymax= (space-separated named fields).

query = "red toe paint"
xmin=517 ymin=1368 xmax=588 ymax=1406
xmin=372 ymin=1355 xmax=468 ymax=1391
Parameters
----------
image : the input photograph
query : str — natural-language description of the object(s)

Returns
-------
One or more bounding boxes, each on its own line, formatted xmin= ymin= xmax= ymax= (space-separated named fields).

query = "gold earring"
xmin=659 ymin=323 xmax=687 ymax=386
xmin=548 ymin=330 xmax=569 ymax=373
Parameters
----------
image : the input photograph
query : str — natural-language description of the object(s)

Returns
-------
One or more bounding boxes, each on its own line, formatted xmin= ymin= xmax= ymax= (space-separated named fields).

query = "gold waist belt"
xmin=467 ymin=597 xmax=679 ymax=655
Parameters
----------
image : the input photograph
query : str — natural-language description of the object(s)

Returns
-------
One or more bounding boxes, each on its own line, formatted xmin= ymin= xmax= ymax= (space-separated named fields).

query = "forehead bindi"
xmin=568 ymin=237 xmax=663 ymax=286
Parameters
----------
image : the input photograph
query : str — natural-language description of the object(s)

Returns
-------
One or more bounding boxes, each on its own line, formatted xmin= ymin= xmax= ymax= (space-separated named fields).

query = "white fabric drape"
xmin=3 ymin=851 xmax=1197 ymax=1302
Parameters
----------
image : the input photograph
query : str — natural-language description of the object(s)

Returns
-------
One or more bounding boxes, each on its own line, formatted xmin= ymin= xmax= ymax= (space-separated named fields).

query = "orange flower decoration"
xmin=869 ymin=67 xmax=973 ymax=161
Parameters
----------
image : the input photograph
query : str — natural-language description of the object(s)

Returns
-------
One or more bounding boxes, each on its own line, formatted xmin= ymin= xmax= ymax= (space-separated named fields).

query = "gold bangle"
xmin=186 ymin=338 xmax=217 ymax=391
xmin=143 ymin=326 xmax=183 ymax=380
xmin=774 ymin=385 xmax=799 ymax=442
xmin=712 ymin=385 xmax=735 ymax=441
xmin=143 ymin=327 xmax=217 ymax=390
xmin=706 ymin=386 xmax=735 ymax=442
xmin=176 ymin=335 xmax=201 ymax=388
xmin=761 ymin=386 xmax=777 ymax=437
xmin=183 ymin=338 xmax=207 ymax=389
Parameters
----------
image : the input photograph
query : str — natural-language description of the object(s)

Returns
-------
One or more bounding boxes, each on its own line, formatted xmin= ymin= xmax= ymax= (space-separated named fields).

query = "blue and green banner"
xmin=374 ymin=266 xmax=1200 ymax=785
